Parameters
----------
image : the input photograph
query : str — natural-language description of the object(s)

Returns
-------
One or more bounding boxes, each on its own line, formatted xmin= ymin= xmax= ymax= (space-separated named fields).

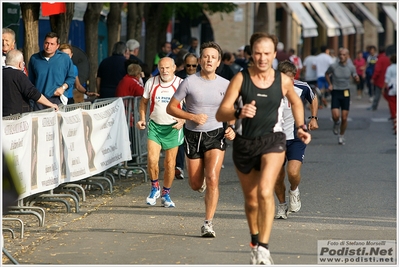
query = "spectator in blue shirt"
xmin=28 ymin=32 xmax=75 ymax=110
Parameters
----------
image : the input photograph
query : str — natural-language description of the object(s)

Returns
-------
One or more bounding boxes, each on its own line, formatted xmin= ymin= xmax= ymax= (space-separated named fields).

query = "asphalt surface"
xmin=2 ymin=84 xmax=397 ymax=266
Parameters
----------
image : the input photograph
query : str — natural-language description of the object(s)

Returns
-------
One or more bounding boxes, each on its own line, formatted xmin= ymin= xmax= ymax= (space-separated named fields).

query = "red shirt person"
xmin=116 ymin=63 xmax=144 ymax=97
xmin=369 ymin=47 xmax=391 ymax=111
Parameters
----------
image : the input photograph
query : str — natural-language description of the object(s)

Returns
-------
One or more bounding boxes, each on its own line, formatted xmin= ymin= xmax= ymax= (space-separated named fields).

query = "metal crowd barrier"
xmin=59 ymin=101 xmax=92 ymax=112
xmin=2 ymin=113 xmax=21 ymax=120
xmin=2 ymin=97 xmax=151 ymax=231
xmin=111 ymin=96 xmax=148 ymax=182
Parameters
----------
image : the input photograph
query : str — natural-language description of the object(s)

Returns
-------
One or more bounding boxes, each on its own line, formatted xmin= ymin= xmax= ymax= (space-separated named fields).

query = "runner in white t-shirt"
xmin=137 ymin=57 xmax=184 ymax=208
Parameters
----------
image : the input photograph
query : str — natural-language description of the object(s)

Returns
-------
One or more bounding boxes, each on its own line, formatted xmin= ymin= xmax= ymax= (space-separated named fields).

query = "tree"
xmin=20 ymin=3 xmax=40 ymax=66
xmin=143 ymin=4 xmax=168 ymax=68
xmin=49 ymin=3 xmax=75 ymax=44
xmin=142 ymin=3 xmax=237 ymax=67
xmin=107 ymin=3 xmax=123 ymax=56
xmin=83 ymin=3 xmax=103 ymax=94
xmin=126 ymin=3 xmax=144 ymax=41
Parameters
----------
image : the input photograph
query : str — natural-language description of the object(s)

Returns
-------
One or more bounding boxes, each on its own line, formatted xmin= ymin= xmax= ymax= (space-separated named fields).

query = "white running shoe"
xmin=198 ymin=178 xmax=206 ymax=193
xmin=250 ymin=244 xmax=257 ymax=264
xmin=338 ymin=135 xmax=345 ymax=145
xmin=275 ymin=203 xmax=288 ymax=219
xmin=257 ymin=246 xmax=274 ymax=265
xmin=146 ymin=186 xmax=160 ymax=205
xmin=200 ymin=222 xmax=215 ymax=237
xmin=161 ymin=194 xmax=175 ymax=208
xmin=175 ymin=167 xmax=184 ymax=180
xmin=289 ymin=189 xmax=301 ymax=213
xmin=333 ymin=121 xmax=340 ymax=135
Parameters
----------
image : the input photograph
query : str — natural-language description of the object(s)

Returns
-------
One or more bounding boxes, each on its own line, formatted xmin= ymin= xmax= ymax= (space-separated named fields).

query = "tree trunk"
xmin=107 ymin=3 xmax=123 ymax=56
xmin=20 ymin=3 xmax=40 ymax=67
xmin=127 ymin=3 xmax=144 ymax=41
xmin=83 ymin=3 xmax=103 ymax=94
xmin=49 ymin=2 xmax=75 ymax=44
xmin=144 ymin=4 xmax=166 ymax=69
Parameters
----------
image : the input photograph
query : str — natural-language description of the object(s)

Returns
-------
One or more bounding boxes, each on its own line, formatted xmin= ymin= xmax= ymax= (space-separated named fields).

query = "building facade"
xmin=204 ymin=2 xmax=396 ymax=59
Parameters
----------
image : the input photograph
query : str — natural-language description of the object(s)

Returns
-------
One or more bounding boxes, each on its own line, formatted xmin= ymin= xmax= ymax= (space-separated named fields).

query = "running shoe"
xmin=275 ymin=203 xmax=288 ymax=219
xmin=333 ymin=121 xmax=340 ymax=135
xmin=250 ymin=243 xmax=257 ymax=265
xmin=175 ymin=167 xmax=184 ymax=180
xmin=201 ymin=222 xmax=216 ymax=237
xmin=257 ymin=246 xmax=274 ymax=265
xmin=146 ymin=186 xmax=160 ymax=206
xmin=161 ymin=194 xmax=175 ymax=208
xmin=289 ymin=189 xmax=301 ymax=212
xmin=338 ymin=135 xmax=345 ymax=145
xmin=198 ymin=178 xmax=206 ymax=193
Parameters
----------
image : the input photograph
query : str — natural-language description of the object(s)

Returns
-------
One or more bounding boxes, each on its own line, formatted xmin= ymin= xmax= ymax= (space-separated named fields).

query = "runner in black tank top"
xmin=239 ymin=68 xmax=284 ymax=138
xmin=216 ymin=32 xmax=311 ymax=265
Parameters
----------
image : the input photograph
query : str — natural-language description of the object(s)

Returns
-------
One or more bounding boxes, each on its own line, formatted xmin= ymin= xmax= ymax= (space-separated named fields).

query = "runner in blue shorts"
xmin=274 ymin=60 xmax=319 ymax=219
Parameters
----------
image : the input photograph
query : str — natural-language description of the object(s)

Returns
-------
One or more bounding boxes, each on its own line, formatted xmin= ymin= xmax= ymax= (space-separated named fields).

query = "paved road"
xmin=3 ymin=85 xmax=396 ymax=265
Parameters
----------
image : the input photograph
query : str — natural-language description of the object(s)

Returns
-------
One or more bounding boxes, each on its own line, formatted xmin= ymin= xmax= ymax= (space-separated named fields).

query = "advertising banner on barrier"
xmin=1 ymin=98 xmax=132 ymax=200
xmin=2 ymin=114 xmax=34 ymax=199
xmin=33 ymin=112 xmax=62 ymax=196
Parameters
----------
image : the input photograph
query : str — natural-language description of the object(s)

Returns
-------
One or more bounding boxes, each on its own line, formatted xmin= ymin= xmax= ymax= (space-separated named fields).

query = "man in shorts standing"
xmin=166 ymin=41 xmax=236 ymax=237
xmin=274 ymin=60 xmax=319 ymax=219
xmin=326 ymin=48 xmax=359 ymax=145
xmin=137 ymin=57 xmax=184 ymax=207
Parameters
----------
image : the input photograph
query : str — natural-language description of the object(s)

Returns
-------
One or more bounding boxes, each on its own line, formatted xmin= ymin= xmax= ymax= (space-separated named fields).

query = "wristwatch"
xmin=297 ymin=124 xmax=308 ymax=132
xmin=308 ymin=116 xmax=318 ymax=120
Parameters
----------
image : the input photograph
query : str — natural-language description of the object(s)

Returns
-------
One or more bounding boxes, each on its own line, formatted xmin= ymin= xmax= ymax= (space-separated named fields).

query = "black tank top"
xmin=238 ymin=69 xmax=284 ymax=138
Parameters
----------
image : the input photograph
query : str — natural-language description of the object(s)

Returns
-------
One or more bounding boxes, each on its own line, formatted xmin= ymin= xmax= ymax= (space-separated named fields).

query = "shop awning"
xmin=339 ymin=3 xmax=364 ymax=34
xmin=354 ymin=3 xmax=384 ymax=33
xmin=382 ymin=4 xmax=397 ymax=30
xmin=286 ymin=2 xmax=318 ymax=38
xmin=325 ymin=3 xmax=356 ymax=35
xmin=306 ymin=2 xmax=341 ymax=37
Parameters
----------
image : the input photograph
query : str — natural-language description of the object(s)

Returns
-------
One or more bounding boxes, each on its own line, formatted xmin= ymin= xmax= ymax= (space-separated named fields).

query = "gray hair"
xmin=5 ymin=49 xmax=23 ymax=67
xmin=157 ymin=57 xmax=175 ymax=70
xmin=112 ymin=41 xmax=128 ymax=56
xmin=2 ymin=28 xmax=16 ymax=42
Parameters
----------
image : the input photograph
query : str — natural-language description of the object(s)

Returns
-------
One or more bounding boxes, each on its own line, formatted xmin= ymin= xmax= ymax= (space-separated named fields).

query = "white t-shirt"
xmin=314 ymin=53 xmax=334 ymax=78
xmin=143 ymin=75 xmax=183 ymax=125
xmin=303 ymin=55 xmax=317 ymax=81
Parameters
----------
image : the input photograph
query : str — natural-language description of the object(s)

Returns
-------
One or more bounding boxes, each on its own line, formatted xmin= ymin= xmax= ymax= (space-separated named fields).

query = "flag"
xmin=41 ymin=2 xmax=66 ymax=16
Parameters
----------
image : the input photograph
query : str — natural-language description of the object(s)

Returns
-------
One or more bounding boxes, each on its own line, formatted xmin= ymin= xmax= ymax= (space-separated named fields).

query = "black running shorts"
xmin=331 ymin=89 xmax=350 ymax=110
xmin=233 ymin=132 xmax=286 ymax=174
xmin=184 ymin=127 xmax=226 ymax=159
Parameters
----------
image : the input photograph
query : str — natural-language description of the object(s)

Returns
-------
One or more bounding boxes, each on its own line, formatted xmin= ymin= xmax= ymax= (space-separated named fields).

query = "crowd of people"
xmin=2 ymin=26 xmax=396 ymax=265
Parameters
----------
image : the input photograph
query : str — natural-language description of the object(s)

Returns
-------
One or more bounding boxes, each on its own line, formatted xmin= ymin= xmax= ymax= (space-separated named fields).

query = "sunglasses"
xmin=186 ymin=64 xmax=197 ymax=68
